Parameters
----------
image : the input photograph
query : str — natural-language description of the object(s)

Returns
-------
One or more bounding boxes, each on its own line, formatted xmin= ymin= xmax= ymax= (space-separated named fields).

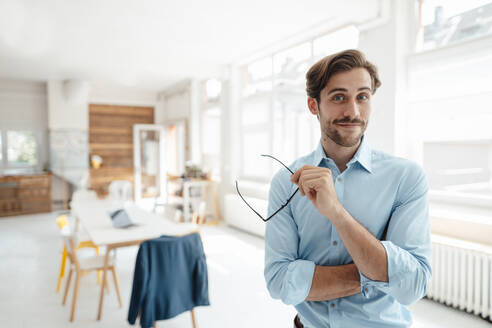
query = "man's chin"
xmin=329 ymin=133 xmax=362 ymax=147
xmin=338 ymin=138 xmax=361 ymax=147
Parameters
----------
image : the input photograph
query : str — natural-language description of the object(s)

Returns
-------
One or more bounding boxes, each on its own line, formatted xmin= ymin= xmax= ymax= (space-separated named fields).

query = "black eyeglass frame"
xmin=235 ymin=154 xmax=299 ymax=222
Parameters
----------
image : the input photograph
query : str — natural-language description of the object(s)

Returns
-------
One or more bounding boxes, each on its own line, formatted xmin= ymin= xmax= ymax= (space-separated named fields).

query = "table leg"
xmin=97 ymin=245 xmax=112 ymax=320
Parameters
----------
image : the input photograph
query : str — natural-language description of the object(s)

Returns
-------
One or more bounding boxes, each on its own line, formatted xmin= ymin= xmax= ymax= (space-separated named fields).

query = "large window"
xmin=7 ymin=131 xmax=37 ymax=166
xmin=201 ymin=79 xmax=222 ymax=180
xmin=417 ymin=0 xmax=492 ymax=51
xmin=409 ymin=0 xmax=492 ymax=202
xmin=0 ymin=130 xmax=39 ymax=171
xmin=239 ymin=26 xmax=359 ymax=181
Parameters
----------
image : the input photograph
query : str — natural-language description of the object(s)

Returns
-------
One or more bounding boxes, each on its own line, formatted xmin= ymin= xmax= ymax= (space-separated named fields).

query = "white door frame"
xmin=133 ymin=124 xmax=166 ymax=203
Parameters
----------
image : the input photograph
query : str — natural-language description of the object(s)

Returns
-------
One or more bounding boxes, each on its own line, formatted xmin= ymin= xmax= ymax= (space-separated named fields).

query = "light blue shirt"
xmin=264 ymin=136 xmax=432 ymax=328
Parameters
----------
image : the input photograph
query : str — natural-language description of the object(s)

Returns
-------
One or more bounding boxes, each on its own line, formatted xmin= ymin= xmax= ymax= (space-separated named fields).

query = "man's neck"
xmin=321 ymin=136 xmax=362 ymax=173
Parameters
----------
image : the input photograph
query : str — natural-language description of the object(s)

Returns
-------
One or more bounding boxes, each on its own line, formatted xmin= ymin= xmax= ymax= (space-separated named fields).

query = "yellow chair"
xmin=56 ymin=214 xmax=101 ymax=292
xmin=60 ymin=226 xmax=122 ymax=321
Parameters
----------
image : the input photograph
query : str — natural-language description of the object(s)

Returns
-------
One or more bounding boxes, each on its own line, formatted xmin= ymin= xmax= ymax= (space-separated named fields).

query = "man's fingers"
xmin=297 ymin=170 xmax=332 ymax=191
xmin=298 ymin=173 xmax=320 ymax=195
xmin=291 ymin=165 xmax=333 ymax=199
xmin=298 ymin=172 xmax=321 ymax=185
xmin=291 ymin=165 xmax=329 ymax=183
xmin=298 ymin=176 xmax=322 ymax=198
xmin=302 ymin=176 xmax=323 ymax=191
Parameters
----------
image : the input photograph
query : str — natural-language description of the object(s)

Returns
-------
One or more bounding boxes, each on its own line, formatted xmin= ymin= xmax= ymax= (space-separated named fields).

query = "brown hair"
xmin=306 ymin=49 xmax=381 ymax=102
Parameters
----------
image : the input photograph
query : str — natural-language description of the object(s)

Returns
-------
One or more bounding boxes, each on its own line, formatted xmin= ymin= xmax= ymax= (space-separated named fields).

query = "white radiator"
xmin=427 ymin=235 xmax=492 ymax=321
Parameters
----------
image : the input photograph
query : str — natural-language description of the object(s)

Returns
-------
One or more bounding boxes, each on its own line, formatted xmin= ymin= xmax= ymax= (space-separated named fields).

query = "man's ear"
xmin=307 ymin=97 xmax=318 ymax=116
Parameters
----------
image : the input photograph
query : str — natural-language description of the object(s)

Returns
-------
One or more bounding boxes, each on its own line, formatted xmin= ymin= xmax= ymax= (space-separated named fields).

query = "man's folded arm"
xmin=359 ymin=166 xmax=432 ymax=306
xmin=306 ymin=264 xmax=361 ymax=301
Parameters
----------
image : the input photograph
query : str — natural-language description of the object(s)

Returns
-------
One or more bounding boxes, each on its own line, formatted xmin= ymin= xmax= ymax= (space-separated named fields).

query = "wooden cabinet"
xmin=0 ymin=173 xmax=52 ymax=217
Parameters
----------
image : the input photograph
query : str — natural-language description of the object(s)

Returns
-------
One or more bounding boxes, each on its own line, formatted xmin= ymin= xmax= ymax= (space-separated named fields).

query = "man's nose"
xmin=344 ymin=99 xmax=361 ymax=119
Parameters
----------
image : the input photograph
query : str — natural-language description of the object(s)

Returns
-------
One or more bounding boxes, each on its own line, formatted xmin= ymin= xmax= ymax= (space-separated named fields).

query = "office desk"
xmin=70 ymin=199 xmax=198 ymax=320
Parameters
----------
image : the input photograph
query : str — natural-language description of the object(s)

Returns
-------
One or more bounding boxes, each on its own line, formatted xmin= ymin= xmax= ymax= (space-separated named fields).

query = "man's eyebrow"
xmin=327 ymin=88 xmax=348 ymax=94
xmin=327 ymin=86 xmax=372 ymax=94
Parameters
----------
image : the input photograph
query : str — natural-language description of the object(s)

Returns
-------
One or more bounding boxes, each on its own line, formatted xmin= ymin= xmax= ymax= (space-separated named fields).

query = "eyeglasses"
xmin=235 ymin=154 xmax=299 ymax=222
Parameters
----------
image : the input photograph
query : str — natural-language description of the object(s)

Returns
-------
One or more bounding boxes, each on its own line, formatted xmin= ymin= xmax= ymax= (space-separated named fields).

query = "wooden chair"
xmin=60 ymin=226 xmax=123 ymax=322
xmin=56 ymin=214 xmax=102 ymax=292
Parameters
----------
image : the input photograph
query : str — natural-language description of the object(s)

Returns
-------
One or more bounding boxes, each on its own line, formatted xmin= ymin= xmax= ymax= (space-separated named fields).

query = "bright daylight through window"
xmin=202 ymin=79 xmax=222 ymax=180
xmin=417 ymin=0 xmax=492 ymax=51
xmin=6 ymin=131 xmax=37 ymax=166
xmin=410 ymin=0 xmax=492 ymax=200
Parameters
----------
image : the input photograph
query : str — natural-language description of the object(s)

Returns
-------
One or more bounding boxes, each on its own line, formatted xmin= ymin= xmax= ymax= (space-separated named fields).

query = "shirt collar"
xmin=312 ymin=135 xmax=373 ymax=174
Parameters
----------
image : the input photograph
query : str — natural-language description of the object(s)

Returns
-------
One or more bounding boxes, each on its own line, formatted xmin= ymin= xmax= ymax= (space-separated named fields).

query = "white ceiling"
xmin=0 ymin=0 xmax=380 ymax=91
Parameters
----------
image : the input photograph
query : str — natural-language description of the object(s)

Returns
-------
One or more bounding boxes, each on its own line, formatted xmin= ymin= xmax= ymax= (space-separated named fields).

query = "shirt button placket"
xmin=335 ymin=176 xmax=344 ymax=199
xmin=329 ymin=302 xmax=336 ymax=327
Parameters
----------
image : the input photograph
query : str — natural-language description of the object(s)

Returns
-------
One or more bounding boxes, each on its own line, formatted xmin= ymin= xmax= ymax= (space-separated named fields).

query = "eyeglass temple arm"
xmin=235 ymin=181 xmax=269 ymax=222
xmin=261 ymin=154 xmax=294 ymax=174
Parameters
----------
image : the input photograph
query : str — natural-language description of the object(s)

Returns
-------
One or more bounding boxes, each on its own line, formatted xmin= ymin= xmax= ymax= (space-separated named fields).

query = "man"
xmin=264 ymin=49 xmax=432 ymax=328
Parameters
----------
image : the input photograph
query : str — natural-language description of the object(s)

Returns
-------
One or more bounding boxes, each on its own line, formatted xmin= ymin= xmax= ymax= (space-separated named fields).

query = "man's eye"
xmin=358 ymin=94 xmax=369 ymax=101
xmin=332 ymin=95 xmax=344 ymax=101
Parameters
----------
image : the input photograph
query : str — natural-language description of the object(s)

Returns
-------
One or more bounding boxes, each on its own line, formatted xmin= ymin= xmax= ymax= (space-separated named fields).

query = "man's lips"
xmin=335 ymin=123 xmax=362 ymax=128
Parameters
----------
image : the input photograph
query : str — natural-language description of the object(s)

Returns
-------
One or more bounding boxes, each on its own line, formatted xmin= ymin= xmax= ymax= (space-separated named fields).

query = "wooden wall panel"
xmin=89 ymin=104 xmax=154 ymax=197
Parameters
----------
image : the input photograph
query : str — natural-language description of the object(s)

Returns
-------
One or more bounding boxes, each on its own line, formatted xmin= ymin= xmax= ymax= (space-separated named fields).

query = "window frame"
xmin=200 ymin=79 xmax=223 ymax=181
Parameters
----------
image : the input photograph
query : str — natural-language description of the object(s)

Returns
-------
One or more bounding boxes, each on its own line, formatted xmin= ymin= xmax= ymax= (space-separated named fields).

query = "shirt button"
xmin=364 ymin=288 xmax=369 ymax=293
xmin=332 ymin=240 xmax=338 ymax=246
xmin=330 ymin=303 xmax=335 ymax=308
xmin=337 ymin=177 xmax=342 ymax=182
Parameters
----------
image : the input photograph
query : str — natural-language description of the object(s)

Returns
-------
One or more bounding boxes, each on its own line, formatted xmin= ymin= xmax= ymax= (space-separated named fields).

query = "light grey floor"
xmin=0 ymin=212 xmax=490 ymax=328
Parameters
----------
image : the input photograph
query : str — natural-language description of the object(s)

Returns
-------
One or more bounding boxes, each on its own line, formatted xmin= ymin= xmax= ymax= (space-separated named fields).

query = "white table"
xmin=70 ymin=199 xmax=199 ymax=320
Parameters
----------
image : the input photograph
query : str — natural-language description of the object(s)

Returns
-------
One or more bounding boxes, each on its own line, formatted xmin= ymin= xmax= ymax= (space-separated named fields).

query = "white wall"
xmin=157 ymin=80 xmax=201 ymax=164
xmin=46 ymin=80 xmax=89 ymax=203
xmin=89 ymin=83 xmax=157 ymax=107
xmin=0 ymin=79 xmax=48 ymax=130
xmin=47 ymin=81 xmax=88 ymax=131
xmin=48 ymin=80 xmax=159 ymax=130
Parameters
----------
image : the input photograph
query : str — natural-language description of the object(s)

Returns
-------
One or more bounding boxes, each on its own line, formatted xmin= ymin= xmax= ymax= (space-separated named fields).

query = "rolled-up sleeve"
xmin=264 ymin=169 xmax=315 ymax=306
xmin=360 ymin=164 xmax=432 ymax=306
